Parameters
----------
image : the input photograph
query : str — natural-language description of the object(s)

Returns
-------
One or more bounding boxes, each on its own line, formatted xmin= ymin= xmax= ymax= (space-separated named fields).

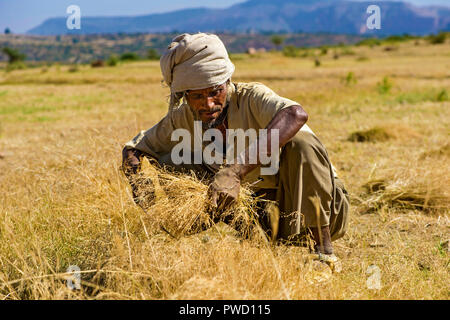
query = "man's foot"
xmin=306 ymin=252 xmax=342 ymax=273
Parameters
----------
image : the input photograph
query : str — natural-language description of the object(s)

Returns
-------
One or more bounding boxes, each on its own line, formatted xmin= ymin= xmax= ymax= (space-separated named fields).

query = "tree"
xmin=270 ymin=35 xmax=284 ymax=51
xmin=4 ymin=28 xmax=11 ymax=34
xmin=1 ymin=47 xmax=26 ymax=64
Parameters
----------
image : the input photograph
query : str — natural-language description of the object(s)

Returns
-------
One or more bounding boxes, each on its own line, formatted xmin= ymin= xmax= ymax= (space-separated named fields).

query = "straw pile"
xmin=362 ymin=158 xmax=450 ymax=213
xmin=128 ymin=157 xmax=265 ymax=239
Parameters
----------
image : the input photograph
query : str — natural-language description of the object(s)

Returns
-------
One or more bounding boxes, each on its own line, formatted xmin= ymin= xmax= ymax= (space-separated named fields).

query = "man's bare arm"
xmin=234 ymin=104 xmax=308 ymax=179
xmin=208 ymin=105 xmax=308 ymax=207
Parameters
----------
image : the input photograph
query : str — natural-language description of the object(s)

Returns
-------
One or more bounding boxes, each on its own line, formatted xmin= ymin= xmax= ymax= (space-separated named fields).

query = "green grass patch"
xmin=377 ymin=76 xmax=393 ymax=95
xmin=396 ymin=89 xmax=449 ymax=104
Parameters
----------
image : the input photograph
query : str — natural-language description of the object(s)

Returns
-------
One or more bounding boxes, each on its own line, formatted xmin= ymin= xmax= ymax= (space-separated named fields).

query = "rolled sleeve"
xmin=248 ymin=83 xmax=300 ymax=128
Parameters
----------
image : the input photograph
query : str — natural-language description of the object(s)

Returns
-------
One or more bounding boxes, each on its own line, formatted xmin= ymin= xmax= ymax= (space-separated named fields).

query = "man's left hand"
xmin=208 ymin=165 xmax=241 ymax=209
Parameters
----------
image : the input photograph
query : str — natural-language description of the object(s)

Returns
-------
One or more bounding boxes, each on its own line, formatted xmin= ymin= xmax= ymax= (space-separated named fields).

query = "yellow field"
xmin=0 ymin=39 xmax=449 ymax=299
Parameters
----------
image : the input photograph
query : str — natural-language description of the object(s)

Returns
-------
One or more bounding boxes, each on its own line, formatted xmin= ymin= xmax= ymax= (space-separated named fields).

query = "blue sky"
xmin=1 ymin=0 xmax=449 ymax=34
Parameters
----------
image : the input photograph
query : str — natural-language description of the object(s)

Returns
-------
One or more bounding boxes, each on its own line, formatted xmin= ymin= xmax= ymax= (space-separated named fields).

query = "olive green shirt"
xmin=124 ymin=82 xmax=317 ymax=188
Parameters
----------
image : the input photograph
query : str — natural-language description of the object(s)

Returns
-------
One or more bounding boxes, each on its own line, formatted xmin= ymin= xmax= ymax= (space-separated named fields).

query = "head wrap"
xmin=160 ymin=33 xmax=235 ymax=109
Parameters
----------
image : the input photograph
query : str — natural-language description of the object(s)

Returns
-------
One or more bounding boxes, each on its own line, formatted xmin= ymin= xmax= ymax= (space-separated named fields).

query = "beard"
xmin=194 ymin=105 xmax=229 ymax=130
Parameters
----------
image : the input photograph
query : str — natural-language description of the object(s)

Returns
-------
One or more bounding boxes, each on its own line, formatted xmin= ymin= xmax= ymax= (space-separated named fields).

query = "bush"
xmin=356 ymin=56 xmax=369 ymax=62
xmin=320 ymin=46 xmax=328 ymax=55
xmin=106 ymin=55 xmax=119 ymax=66
xmin=147 ymin=48 xmax=160 ymax=60
xmin=120 ymin=52 xmax=140 ymax=61
xmin=5 ymin=61 xmax=26 ymax=72
xmin=377 ymin=76 xmax=393 ymax=95
xmin=343 ymin=72 xmax=357 ymax=86
xmin=428 ymin=32 xmax=447 ymax=45
xmin=356 ymin=38 xmax=381 ymax=47
xmin=436 ymin=89 xmax=448 ymax=102
xmin=340 ymin=47 xmax=356 ymax=56
xmin=90 ymin=59 xmax=104 ymax=68
xmin=282 ymin=45 xmax=300 ymax=57
xmin=384 ymin=35 xmax=413 ymax=43
xmin=1 ymin=47 xmax=26 ymax=64
xmin=314 ymin=58 xmax=321 ymax=67
xmin=349 ymin=127 xmax=392 ymax=143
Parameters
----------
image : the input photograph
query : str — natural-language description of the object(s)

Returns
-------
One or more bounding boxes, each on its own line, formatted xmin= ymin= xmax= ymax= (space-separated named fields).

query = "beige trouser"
xmin=156 ymin=131 xmax=349 ymax=242
xmin=271 ymin=131 xmax=349 ymax=242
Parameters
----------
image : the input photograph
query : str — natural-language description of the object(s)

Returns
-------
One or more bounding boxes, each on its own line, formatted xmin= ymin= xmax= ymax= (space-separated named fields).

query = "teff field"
xmin=0 ymin=38 xmax=448 ymax=299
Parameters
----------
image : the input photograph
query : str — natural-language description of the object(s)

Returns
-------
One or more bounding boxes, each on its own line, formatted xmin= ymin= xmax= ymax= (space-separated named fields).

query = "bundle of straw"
xmin=128 ymin=157 xmax=264 ymax=239
xmin=362 ymin=159 xmax=450 ymax=213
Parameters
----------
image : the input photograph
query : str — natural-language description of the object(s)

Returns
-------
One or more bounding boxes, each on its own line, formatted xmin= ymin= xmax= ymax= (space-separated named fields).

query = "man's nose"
xmin=203 ymin=96 xmax=215 ymax=109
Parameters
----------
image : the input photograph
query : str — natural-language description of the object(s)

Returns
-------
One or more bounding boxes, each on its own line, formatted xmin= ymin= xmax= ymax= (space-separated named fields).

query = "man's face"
xmin=185 ymin=82 xmax=228 ymax=128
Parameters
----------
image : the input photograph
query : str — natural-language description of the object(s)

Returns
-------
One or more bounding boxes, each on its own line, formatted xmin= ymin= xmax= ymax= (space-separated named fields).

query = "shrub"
xmin=356 ymin=56 xmax=369 ymax=62
xmin=343 ymin=72 xmax=357 ymax=86
xmin=349 ymin=127 xmax=392 ymax=143
xmin=356 ymin=38 xmax=381 ymax=47
xmin=106 ymin=55 xmax=119 ymax=66
xmin=5 ymin=61 xmax=26 ymax=72
xmin=377 ymin=76 xmax=393 ymax=94
xmin=384 ymin=46 xmax=398 ymax=51
xmin=436 ymin=89 xmax=448 ymax=102
xmin=384 ymin=35 xmax=413 ymax=43
xmin=1 ymin=47 xmax=26 ymax=64
xmin=340 ymin=47 xmax=356 ymax=56
xmin=428 ymin=32 xmax=447 ymax=45
xmin=90 ymin=59 xmax=105 ymax=68
xmin=120 ymin=52 xmax=140 ymax=61
xmin=282 ymin=45 xmax=299 ymax=57
xmin=314 ymin=58 xmax=321 ymax=67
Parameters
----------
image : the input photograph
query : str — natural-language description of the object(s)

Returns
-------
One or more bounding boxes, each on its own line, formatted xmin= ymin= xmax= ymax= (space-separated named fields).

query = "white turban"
xmin=160 ymin=33 xmax=235 ymax=109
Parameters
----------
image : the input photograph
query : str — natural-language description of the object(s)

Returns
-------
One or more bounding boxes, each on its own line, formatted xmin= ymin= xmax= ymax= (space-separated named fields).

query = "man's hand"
xmin=208 ymin=165 xmax=242 ymax=209
xmin=122 ymin=147 xmax=141 ymax=176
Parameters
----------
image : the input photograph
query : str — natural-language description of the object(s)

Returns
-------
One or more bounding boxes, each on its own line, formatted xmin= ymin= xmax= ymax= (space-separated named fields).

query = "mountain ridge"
xmin=27 ymin=0 xmax=450 ymax=36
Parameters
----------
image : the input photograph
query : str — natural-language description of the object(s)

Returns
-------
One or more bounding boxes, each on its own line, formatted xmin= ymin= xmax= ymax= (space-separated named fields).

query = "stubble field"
xmin=0 ymin=39 xmax=449 ymax=299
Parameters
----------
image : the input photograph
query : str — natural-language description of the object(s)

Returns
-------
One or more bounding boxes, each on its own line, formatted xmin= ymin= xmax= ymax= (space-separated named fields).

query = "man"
xmin=122 ymin=33 xmax=349 ymax=258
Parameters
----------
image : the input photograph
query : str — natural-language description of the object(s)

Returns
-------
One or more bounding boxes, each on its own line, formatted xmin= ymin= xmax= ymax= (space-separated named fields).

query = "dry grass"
xmin=362 ymin=159 xmax=450 ymax=212
xmin=348 ymin=125 xmax=420 ymax=143
xmin=129 ymin=156 xmax=264 ymax=240
xmin=0 ymin=40 xmax=449 ymax=299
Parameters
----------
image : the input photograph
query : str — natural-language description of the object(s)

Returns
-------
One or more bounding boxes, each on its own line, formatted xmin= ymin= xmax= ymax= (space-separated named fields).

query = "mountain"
xmin=27 ymin=0 xmax=450 ymax=36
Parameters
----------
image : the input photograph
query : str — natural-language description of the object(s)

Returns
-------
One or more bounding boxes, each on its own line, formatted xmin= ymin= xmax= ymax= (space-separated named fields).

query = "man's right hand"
xmin=122 ymin=147 xmax=141 ymax=175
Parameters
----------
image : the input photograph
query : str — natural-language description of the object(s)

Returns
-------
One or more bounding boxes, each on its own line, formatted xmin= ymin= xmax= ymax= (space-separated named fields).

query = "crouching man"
xmin=122 ymin=33 xmax=349 ymax=259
